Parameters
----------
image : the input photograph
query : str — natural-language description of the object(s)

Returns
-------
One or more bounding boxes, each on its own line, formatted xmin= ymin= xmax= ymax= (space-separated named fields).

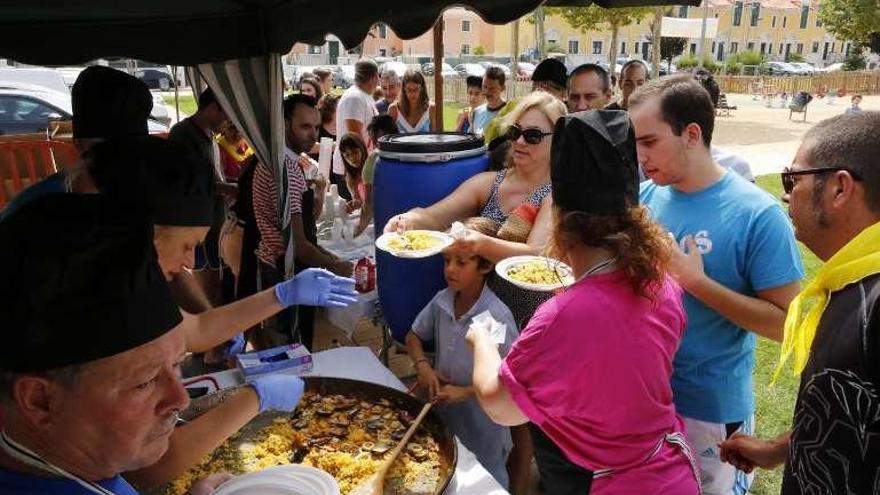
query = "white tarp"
xmin=661 ymin=17 xmax=719 ymax=38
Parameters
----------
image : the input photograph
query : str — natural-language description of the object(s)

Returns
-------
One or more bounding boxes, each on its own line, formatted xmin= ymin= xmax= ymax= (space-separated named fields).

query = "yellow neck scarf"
xmin=776 ymin=220 xmax=880 ymax=378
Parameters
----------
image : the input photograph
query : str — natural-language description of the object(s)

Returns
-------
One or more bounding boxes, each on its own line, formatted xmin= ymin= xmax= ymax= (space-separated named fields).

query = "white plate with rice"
xmin=214 ymin=465 xmax=340 ymax=495
xmin=375 ymin=230 xmax=454 ymax=259
xmin=496 ymin=255 xmax=575 ymax=292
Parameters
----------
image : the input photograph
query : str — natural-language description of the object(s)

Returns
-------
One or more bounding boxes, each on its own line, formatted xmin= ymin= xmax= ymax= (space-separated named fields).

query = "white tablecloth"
xmin=187 ymin=347 xmax=508 ymax=495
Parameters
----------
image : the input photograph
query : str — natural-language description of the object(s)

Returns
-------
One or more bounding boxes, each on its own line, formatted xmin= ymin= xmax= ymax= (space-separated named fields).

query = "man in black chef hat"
xmin=0 ymin=194 xmax=231 ymax=494
xmin=1 ymin=65 xmax=153 ymax=220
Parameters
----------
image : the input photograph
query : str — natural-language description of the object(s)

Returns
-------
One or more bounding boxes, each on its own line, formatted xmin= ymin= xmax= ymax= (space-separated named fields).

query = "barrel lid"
xmin=377 ymin=133 xmax=484 ymax=154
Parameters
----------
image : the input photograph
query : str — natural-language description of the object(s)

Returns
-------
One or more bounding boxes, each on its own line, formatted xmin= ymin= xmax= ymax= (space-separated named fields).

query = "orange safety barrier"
xmin=0 ymin=140 xmax=79 ymax=210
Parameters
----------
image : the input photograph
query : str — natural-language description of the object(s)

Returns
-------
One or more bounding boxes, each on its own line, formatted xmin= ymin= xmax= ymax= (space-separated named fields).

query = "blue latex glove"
xmin=274 ymin=268 xmax=358 ymax=308
xmin=218 ymin=333 xmax=246 ymax=360
xmin=248 ymin=374 xmax=305 ymax=413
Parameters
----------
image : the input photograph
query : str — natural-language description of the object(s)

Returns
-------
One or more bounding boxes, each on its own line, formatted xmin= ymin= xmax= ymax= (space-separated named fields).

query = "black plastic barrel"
xmin=374 ymin=133 xmax=489 ymax=343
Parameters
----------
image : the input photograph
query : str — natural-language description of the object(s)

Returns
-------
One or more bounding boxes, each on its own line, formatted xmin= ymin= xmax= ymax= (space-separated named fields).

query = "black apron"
xmin=529 ymin=423 xmax=594 ymax=494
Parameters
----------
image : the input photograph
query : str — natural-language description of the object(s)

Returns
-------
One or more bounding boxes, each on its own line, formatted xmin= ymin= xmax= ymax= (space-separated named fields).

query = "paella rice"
xmin=386 ymin=231 xmax=441 ymax=252
xmin=506 ymin=260 xmax=566 ymax=285
xmin=165 ymin=392 xmax=443 ymax=495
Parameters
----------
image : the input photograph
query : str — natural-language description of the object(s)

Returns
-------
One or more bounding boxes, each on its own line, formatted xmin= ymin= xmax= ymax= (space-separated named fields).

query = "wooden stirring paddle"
xmin=350 ymin=402 xmax=433 ymax=495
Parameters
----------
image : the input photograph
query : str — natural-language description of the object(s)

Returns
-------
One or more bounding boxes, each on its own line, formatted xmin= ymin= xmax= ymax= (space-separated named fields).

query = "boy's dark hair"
xmin=485 ymin=66 xmax=506 ymax=87
xmin=569 ymin=63 xmax=610 ymax=93
xmin=368 ymin=114 xmax=398 ymax=142
xmin=197 ymin=87 xmax=218 ymax=110
xmin=629 ymin=74 xmax=715 ymax=148
xmin=466 ymin=75 xmax=483 ymax=89
xmin=282 ymin=93 xmax=317 ymax=121
xmin=355 ymin=59 xmax=379 ymax=84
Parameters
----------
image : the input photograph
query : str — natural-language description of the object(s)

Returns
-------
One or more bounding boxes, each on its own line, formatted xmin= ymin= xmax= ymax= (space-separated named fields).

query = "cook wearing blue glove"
xmin=275 ymin=267 xmax=358 ymax=308
xmin=248 ymin=374 xmax=306 ymax=413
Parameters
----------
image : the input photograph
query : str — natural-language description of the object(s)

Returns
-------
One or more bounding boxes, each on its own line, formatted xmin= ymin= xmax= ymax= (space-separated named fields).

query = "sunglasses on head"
xmin=780 ymin=166 xmax=862 ymax=194
xmin=506 ymin=124 xmax=553 ymax=145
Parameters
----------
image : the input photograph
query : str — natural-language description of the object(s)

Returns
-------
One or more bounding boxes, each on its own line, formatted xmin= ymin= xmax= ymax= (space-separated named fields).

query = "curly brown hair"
xmin=547 ymin=206 xmax=671 ymax=302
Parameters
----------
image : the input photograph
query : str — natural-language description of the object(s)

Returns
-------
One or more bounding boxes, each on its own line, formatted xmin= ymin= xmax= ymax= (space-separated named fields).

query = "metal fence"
xmin=716 ymin=71 xmax=880 ymax=95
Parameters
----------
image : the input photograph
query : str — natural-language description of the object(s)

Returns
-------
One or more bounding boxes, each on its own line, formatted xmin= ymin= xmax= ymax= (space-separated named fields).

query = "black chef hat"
xmin=532 ymin=59 xmax=568 ymax=89
xmin=0 ymin=195 xmax=181 ymax=373
xmin=89 ymin=136 xmax=215 ymax=227
xmin=551 ymin=110 xmax=639 ymax=215
xmin=72 ymin=66 xmax=153 ymax=139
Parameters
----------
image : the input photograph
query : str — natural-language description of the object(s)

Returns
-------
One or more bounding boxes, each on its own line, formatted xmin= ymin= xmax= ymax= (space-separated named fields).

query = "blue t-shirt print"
xmin=640 ymin=171 xmax=804 ymax=424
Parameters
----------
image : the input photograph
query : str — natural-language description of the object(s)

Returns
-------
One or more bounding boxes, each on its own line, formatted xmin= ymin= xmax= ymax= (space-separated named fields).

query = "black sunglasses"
xmin=780 ymin=166 xmax=862 ymax=194
xmin=506 ymin=125 xmax=553 ymax=145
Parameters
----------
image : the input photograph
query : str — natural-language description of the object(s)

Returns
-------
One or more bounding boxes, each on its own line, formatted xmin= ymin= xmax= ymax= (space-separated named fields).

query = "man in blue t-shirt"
xmin=630 ymin=75 xmax=804 ymax=495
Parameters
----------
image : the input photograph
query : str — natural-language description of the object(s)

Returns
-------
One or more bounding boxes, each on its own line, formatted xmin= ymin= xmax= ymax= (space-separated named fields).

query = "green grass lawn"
xmin=166 ymin=92 xmax=815 ymax=492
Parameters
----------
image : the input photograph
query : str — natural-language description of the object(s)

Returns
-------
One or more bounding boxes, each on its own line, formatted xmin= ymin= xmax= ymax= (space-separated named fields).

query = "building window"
xmin=748 ymin=41 xmax=755 ymax=51
xmin=308 ymin=45 xmax=323 ymax=54
xmin=845 ymin=42 xmax=851 ymax=55
xmin=812 ymin=41 xmax=819 ymax=53
xmin=461 ymin=44 xmax=470 ymax=55
xmin=800 ymin=5 xmax=809 ymax=29
xmin=780 ymin=44 xmax=785 ymax=55
xmin=768 ymin=42 xmax=773 ymax=54
xmin=690 ymin=43 xmax=697 ymax=55
xmin=621 ymin=42 xmax=627 ymax=54
xmin=731 ymin=42 xmax=739 ymax=53
xmin=461 ymin=20 xmax=471 ymax=32
xmin=796 ymin=42 xmax=804 ymax=54
xmin=378 ymin=23 xmax=387 ymax=39
xmin=634 ymin=42 xmax=640 ymax=54
xmin=592 ymin=40 xmax=603 ymax=54
xmin=750 ymin=4 xmax=760 ymax=27
xmin=733 ymin=1 xmax=744 ymax=27
xmin=816 ymin=18 xmax=822 ymax=27
xmin=783 ymin=16 xmax=788 ymax=28
xmin=569 ymin=40 xmax=580 ymax=54
xmin=772 ymin=16 xmax=777 ymax=28
xmin=712 ymin=41 xmax=717 ymax=54
xmin=823 ymin=41 xmax=830 ymax=60
xmin=831 ymin=42 xmax=836 ymax=53
xmin=378 ymin=48 xmax=387 ymax=57
xmin=679 ymin=6 xmax=689 ymax=17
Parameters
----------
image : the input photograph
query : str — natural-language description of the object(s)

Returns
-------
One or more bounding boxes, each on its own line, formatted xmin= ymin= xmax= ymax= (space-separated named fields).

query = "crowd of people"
xmin=0 ymin=55 xmax=878 ymax=495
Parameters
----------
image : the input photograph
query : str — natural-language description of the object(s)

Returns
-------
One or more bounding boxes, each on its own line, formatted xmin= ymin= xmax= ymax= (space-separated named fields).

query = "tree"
xmin=546 ymin=41 xmax=564 ymax=54
xmin=546 ymin=5 xmax=651 ymax=75
xmin=648 ymin=13 xmax=687 ymax=73
xmin=473 ymin=45 xmax=487 ymax=56
xmin=818 ymin=0 xmax=880 ymax=49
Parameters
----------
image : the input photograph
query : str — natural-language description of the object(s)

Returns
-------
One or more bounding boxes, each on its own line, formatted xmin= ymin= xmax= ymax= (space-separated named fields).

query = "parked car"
xmin=0 ymin=85 xmax=168 ymax=136
xmin=0 ymin=68 xmax=70 ymax=95
xmin=765 ymin=61 xmax=799 ymax=76
xmin=454 ymin=63 xmax=486 ymax=78
xmin=56 ymin=67 xmax=85 ymax=88
xmin=380 ymin=61 xmax=411 ymax=78
xmin=422 ymin=62 xmax=457 ymax=78
xmin=788 ymin=62 xmax=816 ymax=75
xmin=511 ymin=61 xmax=536 ymax=80
xmin=478 ymin=61 xmax=511 ymax=77
xmin=134 ymin=68 xmax=175 ymax=90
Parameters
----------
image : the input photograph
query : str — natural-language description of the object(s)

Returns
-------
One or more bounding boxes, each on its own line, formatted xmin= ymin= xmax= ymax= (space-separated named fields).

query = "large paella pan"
xmin=163 ymin=377 xmax=457 ymax=495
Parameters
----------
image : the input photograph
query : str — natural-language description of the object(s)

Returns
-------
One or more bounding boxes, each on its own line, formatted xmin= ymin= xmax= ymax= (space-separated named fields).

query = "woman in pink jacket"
xmin=468 ymin=110 xmax=701 ymax=494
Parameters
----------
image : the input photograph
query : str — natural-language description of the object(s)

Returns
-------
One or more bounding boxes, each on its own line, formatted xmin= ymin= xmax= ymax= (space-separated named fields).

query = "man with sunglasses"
xmin=720 ymin=111 xmax=880 ymax=494
xmin=631 ymin=75 xmax=804 ymax=495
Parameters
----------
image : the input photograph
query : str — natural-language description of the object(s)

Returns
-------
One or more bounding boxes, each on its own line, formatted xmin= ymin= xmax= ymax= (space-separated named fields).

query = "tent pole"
xmin=433 ymin=16 xmax=444 ymax=132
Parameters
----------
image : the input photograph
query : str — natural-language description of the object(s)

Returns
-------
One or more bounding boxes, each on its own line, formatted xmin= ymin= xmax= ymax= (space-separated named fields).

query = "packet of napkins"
xmin=471 ymin=310 xmax=507 ymax=345
xmin=449 ymin=220 xmax=468 ymax=240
